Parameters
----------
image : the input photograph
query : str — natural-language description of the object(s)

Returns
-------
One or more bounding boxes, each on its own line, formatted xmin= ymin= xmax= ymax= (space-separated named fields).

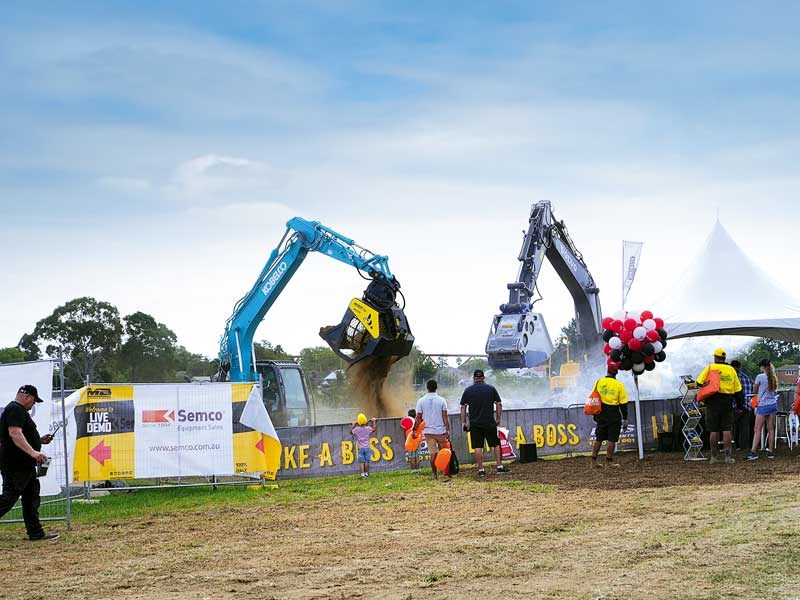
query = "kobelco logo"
xmin=261 ymin=261 xmax=288 ymax=296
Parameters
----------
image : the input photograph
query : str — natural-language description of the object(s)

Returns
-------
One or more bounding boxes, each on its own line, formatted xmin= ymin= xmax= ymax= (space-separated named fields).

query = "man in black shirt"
xmin=459 ymin=370 xmax=510 ymax=477
xmin=0 ymin=384 xmax=59 ymax=541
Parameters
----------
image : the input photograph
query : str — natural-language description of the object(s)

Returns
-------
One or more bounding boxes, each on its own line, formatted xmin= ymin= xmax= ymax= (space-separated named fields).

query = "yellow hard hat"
xmin=713 ymin=348 xmax=726 ymax=358
xmin=357 ymin=413 xmax=367 ymax=425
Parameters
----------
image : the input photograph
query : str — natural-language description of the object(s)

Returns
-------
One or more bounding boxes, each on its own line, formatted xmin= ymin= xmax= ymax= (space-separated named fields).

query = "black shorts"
xmin=594 ymin=404 xmax=622 ymax=443
xmin=705 ymin=395 xmax=734 ymax=433
xmin=469 ymin=423 xmax=499 ymax=449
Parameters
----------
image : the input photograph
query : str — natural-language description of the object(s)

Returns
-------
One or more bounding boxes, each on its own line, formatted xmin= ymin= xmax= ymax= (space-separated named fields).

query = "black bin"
xmin=519 ymin=443 xmax=538 ymax=463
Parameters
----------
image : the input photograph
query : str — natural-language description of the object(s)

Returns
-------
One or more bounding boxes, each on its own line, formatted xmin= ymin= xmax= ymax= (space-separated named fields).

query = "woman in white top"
xmin=746 ymin=359 xmax=779 ymax=460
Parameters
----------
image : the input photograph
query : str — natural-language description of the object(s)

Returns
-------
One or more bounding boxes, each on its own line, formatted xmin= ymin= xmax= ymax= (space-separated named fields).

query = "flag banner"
xmin=622 ymin=240 xmax=644 ymax=306
xmin=0 ymin=361 xmax=59 ymax=495
xmin=65 ymin=383 xmax=280 ymax=482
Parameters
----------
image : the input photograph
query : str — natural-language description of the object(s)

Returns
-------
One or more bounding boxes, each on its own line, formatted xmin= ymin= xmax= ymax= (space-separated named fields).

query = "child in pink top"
xmin=351 ymin=414 xmax=377 ymax=478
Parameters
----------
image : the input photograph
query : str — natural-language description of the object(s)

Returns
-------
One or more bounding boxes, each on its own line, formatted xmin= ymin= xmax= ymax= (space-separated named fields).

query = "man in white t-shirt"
xmin=413 ymin=379 xmax=451 ymax=481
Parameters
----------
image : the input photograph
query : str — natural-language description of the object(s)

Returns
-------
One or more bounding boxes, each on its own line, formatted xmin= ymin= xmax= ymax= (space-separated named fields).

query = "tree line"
xmin=0 ymin=296 xmax=467 ymax=393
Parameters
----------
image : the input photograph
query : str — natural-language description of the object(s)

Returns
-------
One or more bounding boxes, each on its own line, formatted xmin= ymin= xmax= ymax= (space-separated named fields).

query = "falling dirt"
xmin=346 ymin=355 xmax=407 ymax=418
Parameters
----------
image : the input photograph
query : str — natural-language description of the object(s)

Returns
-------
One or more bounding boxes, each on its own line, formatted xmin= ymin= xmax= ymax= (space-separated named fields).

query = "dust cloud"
xmin=346 ymin=355 xmax=413 ymax=418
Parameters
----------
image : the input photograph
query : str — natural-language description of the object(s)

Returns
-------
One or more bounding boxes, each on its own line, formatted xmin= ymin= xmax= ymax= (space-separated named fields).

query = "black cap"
xmin=473 ymin=369 xmax=485 ymax=378
xmin=18 ymin=384 xmax=43 ymax=403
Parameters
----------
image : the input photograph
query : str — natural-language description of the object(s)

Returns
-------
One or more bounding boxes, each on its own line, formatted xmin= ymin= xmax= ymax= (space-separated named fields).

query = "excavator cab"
xmin=486 ymin=304 xmax=553 ymax=369
xmin=320 ymin=275 xmax=414 ymax=363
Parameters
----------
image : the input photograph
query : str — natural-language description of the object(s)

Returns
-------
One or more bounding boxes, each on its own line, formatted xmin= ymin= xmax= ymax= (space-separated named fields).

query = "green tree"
xmin=25 ymin=297 xmax=123 ymax=386
xmin=253 ymin=340 xmax=292 ymax=361
xmin=119 ymin=312 xmax=178 ymax=382
xmin=735 ymin=338 xmax=800 ymax=379
xmin=551 ymin=318 xmax=580 ymax=374
xmin=174 ymin=346 xmax=218 ymax=381
xmin=298 ymin=346 xmax=344 ymax=385
xmin=0 ymin=347 xmax=26 ymax=363
xmin=411 ymin=348 xmax=438 ymax=385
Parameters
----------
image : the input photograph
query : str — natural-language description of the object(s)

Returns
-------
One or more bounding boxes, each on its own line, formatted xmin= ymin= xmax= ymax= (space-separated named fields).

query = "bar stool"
xmin=761 ymin=412 xmax=789 ymax=450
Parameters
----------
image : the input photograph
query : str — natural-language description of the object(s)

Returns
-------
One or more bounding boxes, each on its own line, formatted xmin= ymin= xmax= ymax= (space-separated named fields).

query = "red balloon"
xmin=611 ymin=320 xmax=624 ymax=333
xmin=400 ymin=416 xmax=414 ymax=431
xmin=602 ymin=317 xmax=614 ymax=329
xmin=646 ymin=329 xmax=660 ymax=342
xmin=603 ymin=343 xmax=611 ymax=355
xmin=628 ymin=338 xmax=643 ymax=352
xmin=619 ymin=330 xmax=632 ymax=344
xmin=624 ymin=318 xmax=638 ymax=331
xmin=654 ymin=317 xmax=665 ymax=329
xmin=644 ymin=355 xmax=655 ymax=364
xmin=641 ymin=310 xmax=654 ymax=320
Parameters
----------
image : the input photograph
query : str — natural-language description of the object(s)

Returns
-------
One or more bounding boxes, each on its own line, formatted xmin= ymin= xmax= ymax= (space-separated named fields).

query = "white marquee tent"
xmin=652 ymin=220 xmax=800 ymax=343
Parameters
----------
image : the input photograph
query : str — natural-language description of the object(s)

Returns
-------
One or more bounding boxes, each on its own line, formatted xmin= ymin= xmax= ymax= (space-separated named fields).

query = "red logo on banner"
xmin=142 ymin=409 xmax=174 ymax=423
xmin=256 ymin=437 xmax=265 ymax=453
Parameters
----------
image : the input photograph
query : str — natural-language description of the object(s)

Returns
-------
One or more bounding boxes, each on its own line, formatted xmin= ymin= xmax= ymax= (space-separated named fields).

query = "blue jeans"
xmin=358 ymin=447 xmax=371 ymax=463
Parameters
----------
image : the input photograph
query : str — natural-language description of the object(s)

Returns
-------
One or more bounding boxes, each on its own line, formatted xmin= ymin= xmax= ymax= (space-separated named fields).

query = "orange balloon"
xmin=434 ymin=448 xmax=451 ymax=471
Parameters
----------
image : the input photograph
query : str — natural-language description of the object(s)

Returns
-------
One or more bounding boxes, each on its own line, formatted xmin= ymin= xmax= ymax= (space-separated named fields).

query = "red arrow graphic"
xmin=256 ymin=437 xmax=265 ymax=454
xmin=89 ymin=440 xmax=111 ymax=466
xmin=89 ymin=440 xmax=112 ymax=465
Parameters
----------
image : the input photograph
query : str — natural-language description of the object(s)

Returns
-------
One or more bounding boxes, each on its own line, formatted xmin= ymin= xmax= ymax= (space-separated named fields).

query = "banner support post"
xmin=633 ymin=374 xmax=644 ymax=460
xmin=58 ymin=351 xmax=72 ymax=530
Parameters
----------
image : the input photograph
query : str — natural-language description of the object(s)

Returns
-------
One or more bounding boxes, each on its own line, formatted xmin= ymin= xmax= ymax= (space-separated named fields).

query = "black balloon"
xmin=620 ymin=358 xmax=633 ymax=371
xmin=660 ymin=339 xmax=667 ymax=349
xmin=641 ymin=343 xmax=655 ymax=356
xmin=630 ymin=351 xmax=644 ymax=364
xmin=602 ymin=329 xmax=615 ymax=342
xmin=644 ymin=362 xmax=656 ymax=371
xmin=656 ymin=328 xmax=668 ymax=341
xmin=621 ymin=345 xmax=632 ymax=358
xmin=655 ymin=351 xmax=667 ymax=362
xmin=610 ymin=349 xmax=622 ymax=362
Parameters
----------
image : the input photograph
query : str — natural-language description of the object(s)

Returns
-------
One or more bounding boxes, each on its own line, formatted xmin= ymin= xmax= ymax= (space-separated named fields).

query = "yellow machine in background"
xmin=550 ymin=361 xmax=581 ymax=390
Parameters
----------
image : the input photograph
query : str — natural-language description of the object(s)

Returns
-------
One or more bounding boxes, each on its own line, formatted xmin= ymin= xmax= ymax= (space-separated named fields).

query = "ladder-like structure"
xmin=679 ymin=377 xmax=705 ymax=461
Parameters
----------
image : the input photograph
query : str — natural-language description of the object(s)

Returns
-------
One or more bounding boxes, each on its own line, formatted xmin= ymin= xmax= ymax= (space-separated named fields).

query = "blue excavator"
xmin=215 ymin=217 xmax=413 ymax=425
xmin=485 ymin=201 xmax=603 ymax=370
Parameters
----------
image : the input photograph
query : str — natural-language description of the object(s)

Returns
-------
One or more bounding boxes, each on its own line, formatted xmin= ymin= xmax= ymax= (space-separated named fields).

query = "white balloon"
xmin=652 ymin=341 xmax=663 ymax=354
xmin=643 ymin=319 xmax=656 ymax=331
xmin=609 ymin=336 xmax=622 ymax=349
xmin=633 ymin=362 xmax=645 ymax=373
xmin=633 ymin=326 xmax=647 ymax=340
xmin=627 ymin=310 xmax=641 ymax=323
xmin=612 ymin=310 xmax=626 ymax=320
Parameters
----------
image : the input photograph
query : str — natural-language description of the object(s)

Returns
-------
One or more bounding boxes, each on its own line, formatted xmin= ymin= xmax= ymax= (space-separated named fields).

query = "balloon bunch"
xmin=600 ymin=309 xmax=668 ymax=375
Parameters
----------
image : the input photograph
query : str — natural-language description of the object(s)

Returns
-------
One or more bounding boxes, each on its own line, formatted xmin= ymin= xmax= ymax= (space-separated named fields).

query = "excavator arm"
xmin=218 ymin=217 xmax=413 ymax=382
xmin=486 ymin=201 xmax=603 ymax=369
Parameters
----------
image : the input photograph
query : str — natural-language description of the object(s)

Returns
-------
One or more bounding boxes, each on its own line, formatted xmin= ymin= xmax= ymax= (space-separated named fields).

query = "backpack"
xmin=697 ymin=368 xmax=721 ymax=403
xmin=448 ymin=447 xmax=459 ymax=475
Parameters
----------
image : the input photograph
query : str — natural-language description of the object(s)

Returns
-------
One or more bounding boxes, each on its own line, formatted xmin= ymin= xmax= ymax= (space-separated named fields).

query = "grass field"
xmin=3 ymin=450 xmax=800 ymax=600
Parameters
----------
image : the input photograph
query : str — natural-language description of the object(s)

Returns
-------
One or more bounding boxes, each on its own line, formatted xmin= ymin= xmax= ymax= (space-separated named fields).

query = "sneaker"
xmin=605 ymin=460 xmax=621 ymax=468
xmin=746 ymin=452 xmax=759 ymax=461
xmin=591 ymin=459 xmax=604 ymax=469
xmin=410 ymin=469 xmax=420 ymax=474
xmin=496 ymin=465 xmax=511 ymax=473
xmin=478 ymin=469 xmax=486 ymax=478
xmin=724 ymin=455 xmax=736 ymax=464
xmin=709 ymin=454 xmax=720 ymax=464
xmin=440 ymin=477 xmax=451 ymax=483
xmin=360 ymin=473 xmax=367 ymax=478
xmin=766 ymin=450 xmax=775 ymax=460
xmin=30 ymin=533 xmax=59 ymax=541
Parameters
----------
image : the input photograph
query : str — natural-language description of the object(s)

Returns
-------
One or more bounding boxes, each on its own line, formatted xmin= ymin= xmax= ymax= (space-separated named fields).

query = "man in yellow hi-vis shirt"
xmin=697 ymin=348 xmax=743 ymax=464
xmin=590 ymin=367 xmax=629 ymax=468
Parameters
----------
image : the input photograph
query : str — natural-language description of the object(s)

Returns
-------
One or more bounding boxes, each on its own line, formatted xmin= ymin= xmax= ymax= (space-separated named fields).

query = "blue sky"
xmin=2 ymin=1 xmax=800 ymax=358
